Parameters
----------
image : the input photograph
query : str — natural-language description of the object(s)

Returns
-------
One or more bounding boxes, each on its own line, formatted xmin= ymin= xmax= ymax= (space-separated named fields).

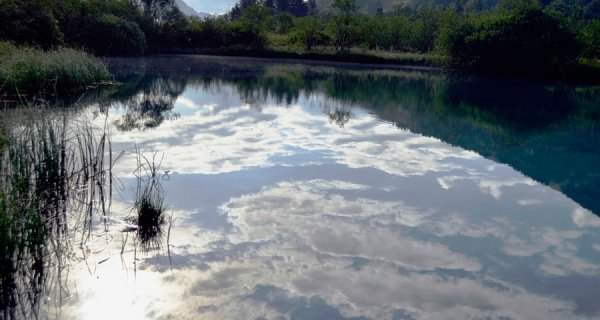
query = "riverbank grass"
xmin=0 ymin=42 xmax=110 ymax=97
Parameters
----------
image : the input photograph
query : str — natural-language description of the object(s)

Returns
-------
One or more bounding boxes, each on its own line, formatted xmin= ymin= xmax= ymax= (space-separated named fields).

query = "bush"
xmin=291 ymin=16 xmax=328 ymax=50
xmin=184 ymin=17 xmax=228 ymax=48
xmin=582 ymin=19 xmax=600 ymax=58
xmin=85 ymin=14 xmax=146 ymax=56
xmin=437 ymin=8 xmax=581 ymax=75
xmin=273 ymin=12 xmax=295 ymax=34
xmin=0 ymin=43 xmax=110 ymax=96
xmin=0 ymin=0 xmax=63 ymax=48
xmin=226 ymin=22 xmax=267 ymax=49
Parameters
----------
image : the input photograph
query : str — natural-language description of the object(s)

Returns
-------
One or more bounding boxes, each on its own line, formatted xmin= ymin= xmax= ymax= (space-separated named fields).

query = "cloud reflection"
xmin=74 ymin=76 xmax=600 ymax=320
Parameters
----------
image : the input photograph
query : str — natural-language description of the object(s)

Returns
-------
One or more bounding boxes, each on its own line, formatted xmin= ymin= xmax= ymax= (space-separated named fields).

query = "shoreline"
xmin=144 ymin=47 xmax=444 ymax=71
xmin=126 ymin=48 xmax=600 ymax=83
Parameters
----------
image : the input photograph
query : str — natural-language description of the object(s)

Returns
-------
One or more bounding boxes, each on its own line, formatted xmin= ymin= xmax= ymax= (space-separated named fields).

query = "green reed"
xmin=0 ymin=109 xmax=114 ymax=320
xmin=0 ymin=42 xmax=110 ymax=99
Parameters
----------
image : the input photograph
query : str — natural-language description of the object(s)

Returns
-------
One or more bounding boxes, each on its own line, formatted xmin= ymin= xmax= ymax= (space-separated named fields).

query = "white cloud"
xmin=572 ymin=207 xmax=600 ymax=228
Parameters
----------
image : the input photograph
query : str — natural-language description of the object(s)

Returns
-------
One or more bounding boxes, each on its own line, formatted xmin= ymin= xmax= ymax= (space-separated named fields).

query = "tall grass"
xmin=0 ymin=109 xmax=115 ymax=319
xmin=0 ymin=42 xmax=110 ymax=98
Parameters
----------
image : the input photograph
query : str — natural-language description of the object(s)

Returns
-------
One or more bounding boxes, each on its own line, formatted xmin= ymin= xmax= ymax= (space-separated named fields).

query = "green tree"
xmin=582 ymin=19 xmax=600 ymax=58
xmin=239 ymin=4 xmax=273 ymax=34
xmin=386 ymin=14 xmax=412 ymax=50
xmin=0 ymin=0 xmax=63 ymax=48
xmin=496 ymin=0 xmax=541 ymax=12
xmin=437 ymin=7 xmax=581 ymax=75
xmin=292 ymin=16 xmax=327 ymax=50
xmin=330 ymin=0 xmax=359 ymax=53
xmin=86 ymin=14 xmax=146 ymax=55
xmin=228 ymin=4 xmax=271 ymax=48
xmin=273 ymin=12 xmax=295 ymax=34
xmin=356 ymin=15 xmax=386 ymax=49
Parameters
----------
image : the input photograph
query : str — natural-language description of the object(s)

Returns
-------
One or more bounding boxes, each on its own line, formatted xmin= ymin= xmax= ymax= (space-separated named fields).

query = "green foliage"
xmin=0 ymin=0 xmax=64 ymax=48
xmin=185 ymin=17 xmax=229 ymax=48
xmin=231 ymin=0 xmax=310 ymax=17
xmin=1 ymin=0 xmax=599 ymax=77
xmin=239 ymin=3 xmax=274 ymax=34
xmin=496 ymin=0 xmax=541 ymax=12
xmin=437 ymin=7 xmax=581 ymax=75
xmin=0 ymin=43 xmax=110 ymax=96
xmin=85 ymin=14 xmax=146 ymax=56
xmin=273 ymin=12 xmax=296 ymax=34
xmin=582 ymin=19 xmax=600 ymax=58
xmin=356 ymin=15 xmax=386 ymax=49
xmin=332 ymin=0 xmax=360 ymax=12
xmin=381 ymin=14 xmax=413 ymax=50
xmin=408 ymin=8 xmax=443 ymax=52
xmin=291 ymin=16 xmax=328 ymax=50
xmin=330 ymin=0 xmax=359 ymax=52
xmin=187 ymin=4 xmax=271 ymax=49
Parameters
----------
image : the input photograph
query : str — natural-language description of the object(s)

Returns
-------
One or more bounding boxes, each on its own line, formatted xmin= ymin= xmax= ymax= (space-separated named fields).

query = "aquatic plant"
xmin=129 ymin=150 xmax=168 ymax=253
xmin=0 ymin=109 xmax=115 ymax=320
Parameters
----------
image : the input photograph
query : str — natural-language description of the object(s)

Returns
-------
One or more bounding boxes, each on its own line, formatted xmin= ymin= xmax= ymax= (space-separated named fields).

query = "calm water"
xmin=6 ymin=55 xmax=600 ymax=319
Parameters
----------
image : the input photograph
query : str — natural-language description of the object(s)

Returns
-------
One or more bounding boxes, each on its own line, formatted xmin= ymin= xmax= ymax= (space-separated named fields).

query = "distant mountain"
xmin=175 ymin=0 xmax=211 ymax=18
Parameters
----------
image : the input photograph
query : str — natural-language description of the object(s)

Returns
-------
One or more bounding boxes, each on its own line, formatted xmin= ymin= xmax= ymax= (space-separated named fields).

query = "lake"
xmin=2 ymin=55 xmax=600 ymax=319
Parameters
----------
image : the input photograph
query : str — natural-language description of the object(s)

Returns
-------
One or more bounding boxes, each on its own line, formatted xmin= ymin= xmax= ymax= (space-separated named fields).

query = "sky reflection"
xmin=67 ymin=62 xmax=600 ymax=320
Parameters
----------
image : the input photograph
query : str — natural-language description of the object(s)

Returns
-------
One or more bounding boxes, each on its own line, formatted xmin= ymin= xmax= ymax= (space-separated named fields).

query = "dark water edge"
xmin=138 ymin=49 xmax=600 ymax=83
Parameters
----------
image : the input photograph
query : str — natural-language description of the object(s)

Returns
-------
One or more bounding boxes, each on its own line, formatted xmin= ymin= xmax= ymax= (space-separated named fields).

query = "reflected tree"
xmin=112 ymin=77 xmax=184 ymax=132
xmin=326 ymin=107 xmax=352 ymax=127
xmin=169 ymin=61 xmax=600 ymax=216
xmin=86 ymin=56 xmax=600 ymax=215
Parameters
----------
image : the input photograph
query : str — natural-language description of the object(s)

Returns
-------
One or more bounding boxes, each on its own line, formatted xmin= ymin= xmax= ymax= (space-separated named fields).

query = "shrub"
xmin=582 ymin=19 xmax=600 ymax=58
xmin=226 ymin=21 xmax=267 ymax=49
xmin=0 ymin=0 xmax=63 ymax=48
xmin=437 ymin=8 xmax=581 ymax=75
xmin=291 ymin=16 xmax=328 ymax=50
xmin=85 ymin=14 xmax=146 ymax=56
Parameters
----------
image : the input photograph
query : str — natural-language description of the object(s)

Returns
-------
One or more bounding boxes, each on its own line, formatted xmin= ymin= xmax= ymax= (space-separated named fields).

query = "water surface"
xmin=10 ymin=56 xmax=600 ymax=319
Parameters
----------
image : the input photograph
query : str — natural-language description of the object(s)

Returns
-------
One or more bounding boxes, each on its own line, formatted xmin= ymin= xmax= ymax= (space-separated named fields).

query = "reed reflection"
xmin=0 ymin=111 xmax=114 ymax=319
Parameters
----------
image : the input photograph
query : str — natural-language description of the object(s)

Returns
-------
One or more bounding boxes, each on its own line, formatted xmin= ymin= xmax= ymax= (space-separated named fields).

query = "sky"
xmin=184 ymin=0 xmax=237 ymax=14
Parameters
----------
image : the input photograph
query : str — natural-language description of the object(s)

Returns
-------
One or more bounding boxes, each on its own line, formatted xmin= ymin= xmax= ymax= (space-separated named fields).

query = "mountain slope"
xmin=317 ymin=0 xmax=600 ymax=15
xmin=175 ymin=0 xmax=211 ymax=18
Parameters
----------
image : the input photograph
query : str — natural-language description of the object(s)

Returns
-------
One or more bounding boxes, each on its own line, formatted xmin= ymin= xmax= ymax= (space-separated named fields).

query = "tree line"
xmin=0 ymin=0 xmax=599 ymax=75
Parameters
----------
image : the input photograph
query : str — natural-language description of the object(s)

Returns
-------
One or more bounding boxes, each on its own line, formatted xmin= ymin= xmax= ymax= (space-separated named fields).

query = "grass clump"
xmin=128 ymin=151 xmax=168 ymax=253
xmin=0 ymin=42 xmax=110 ymax=98
xmin=135 ymin=185 xmax=166 ymax=251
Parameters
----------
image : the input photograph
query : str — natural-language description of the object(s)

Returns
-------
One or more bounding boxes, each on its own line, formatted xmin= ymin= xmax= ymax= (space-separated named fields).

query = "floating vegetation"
xmin=0 ymin=108 xmax=116 ymax=320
